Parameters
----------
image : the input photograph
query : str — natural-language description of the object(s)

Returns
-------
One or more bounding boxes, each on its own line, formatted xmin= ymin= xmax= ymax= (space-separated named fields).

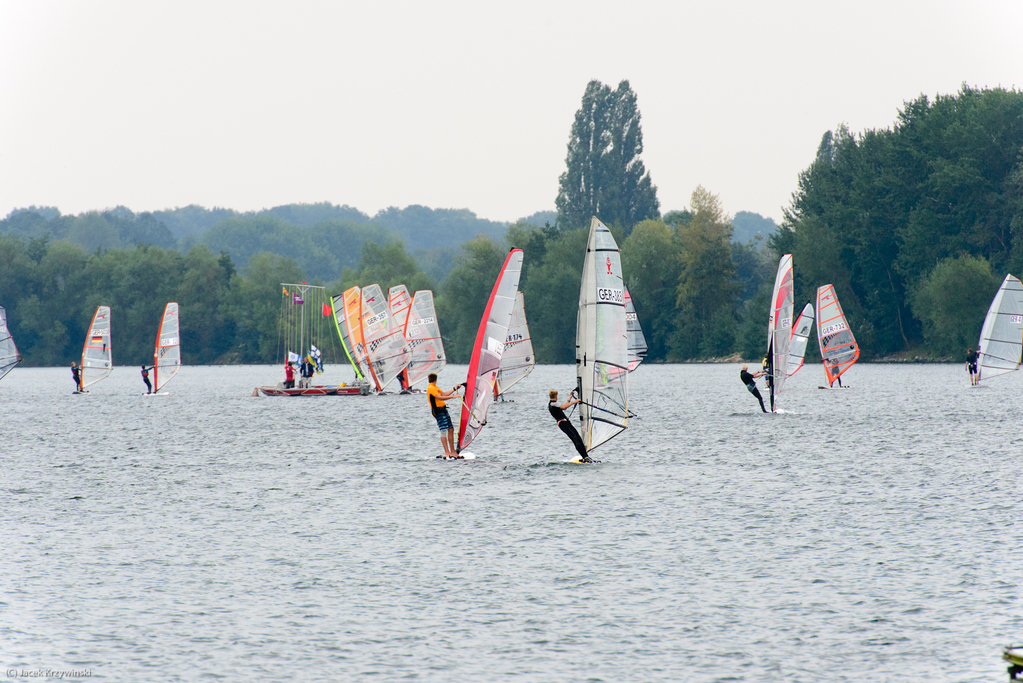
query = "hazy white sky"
xmin=1 ymin=0 xmax=1020 ymax=224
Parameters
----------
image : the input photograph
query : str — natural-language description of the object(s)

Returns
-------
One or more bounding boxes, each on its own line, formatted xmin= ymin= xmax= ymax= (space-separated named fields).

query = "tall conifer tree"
xmin=556 ymin=80 xmax=659 ymax=233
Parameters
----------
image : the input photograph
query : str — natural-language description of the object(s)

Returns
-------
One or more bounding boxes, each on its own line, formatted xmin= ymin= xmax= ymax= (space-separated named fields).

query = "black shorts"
xmin=435 ymin=407 xmax=453 ymax=432
xmin=968 ymin=363 xmax=978 ymax=373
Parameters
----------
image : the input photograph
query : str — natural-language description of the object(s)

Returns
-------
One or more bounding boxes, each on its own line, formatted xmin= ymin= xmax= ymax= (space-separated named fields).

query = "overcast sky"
xmin=1 ymin=1 xmax=1020 ymax=225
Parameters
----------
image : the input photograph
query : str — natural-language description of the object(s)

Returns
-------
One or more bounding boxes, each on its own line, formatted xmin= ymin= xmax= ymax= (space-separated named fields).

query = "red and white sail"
xmin=81 ymin=305 xmax=113 ymax=389
xmin=404 ymin=290 xmax=446 ymax=387
xmin=816 ymin=284 xmax=859 ymax=385
xmin=0 ymin=305 xmax=21 ymax=382
xmin=495 ymin=291 xmax=534 ymax=396
xmin=153 ymin=302 xmax=181 ymax=392
xmin=766 ymin=255 xmax=793 ymax=411
xmin=458 ymin=249 xmax=524 ymax=452
xmin=361 ymin=284 xmax=411 ymax=391
xmin=388 ymin=285 xmax=413 ymax=332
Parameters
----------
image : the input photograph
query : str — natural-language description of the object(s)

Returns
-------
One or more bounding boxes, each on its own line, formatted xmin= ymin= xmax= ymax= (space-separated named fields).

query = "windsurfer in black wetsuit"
xmin=740 ymin=364 xmax=768 ymax=413
xmin=71 ymin=361 xmax=82 ymax=392
xmin=141 ymin=364 xmax=154 ymax=394
xmin=548 ymin=389 xmax=592 ymax=462
xmin=966 ymin=347 xmax=980 ymax=385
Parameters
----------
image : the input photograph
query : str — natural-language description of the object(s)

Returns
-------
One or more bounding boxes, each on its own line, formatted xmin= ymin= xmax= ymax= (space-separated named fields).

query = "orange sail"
xmin=816 ymin=284 xmax=859 ymax=385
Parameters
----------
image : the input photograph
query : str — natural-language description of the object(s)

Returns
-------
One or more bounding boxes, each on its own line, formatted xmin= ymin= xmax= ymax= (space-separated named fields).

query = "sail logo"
xmin=780 ymin=318 xmax=790 ymax=329
xmin=597 ymin=287 xmax=624 ymax=304
xmin=1012 ymin=315 xmax=1023 ymax=324
xmin=821 ymin=321 xmax=847 ymax=336
xmin=487 ymin=337 xmax=506 ymax=357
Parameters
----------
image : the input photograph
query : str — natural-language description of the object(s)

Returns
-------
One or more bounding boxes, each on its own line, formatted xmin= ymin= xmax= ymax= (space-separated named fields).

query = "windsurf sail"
xmin=331 ymin=287 xmax=369 ymax=381
xmin=388 ymin=285 xmax=413 ymax=331
xmin=787 ymin=302 xmax=814 ymax=377
xmin=816 ymin=284 xmax=859 ymax=385
xmin=766 ymin=255 xmax=793 ymax=411
xmin=404 ymin=290 xmax=446 ymax=387
xmin=0 ymin=305 xmax=21 ymax=382
xmin=977 ymin=273 xmax=1023 ymax=381
xmin=495 ymin=291 xmax=535 ymax=396
xmin=81 ymin=305 xmax=113 ymax=389
xmin=576 ymin=217 xmax=629 ymax=452
xmin=153 ymin=302 xmax=181 ymax=392
xmin=624 ymin=287 xmax=648 ymax=372
xmin=457 ymin=249 xmax=524 ymax=452
xmin=360 ymin=284 xmax=412 ymax=391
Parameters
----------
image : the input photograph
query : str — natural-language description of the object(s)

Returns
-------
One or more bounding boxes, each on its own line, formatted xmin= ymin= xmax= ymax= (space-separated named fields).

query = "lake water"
xmin=1 ymin=363 xmax=1020 ymax=682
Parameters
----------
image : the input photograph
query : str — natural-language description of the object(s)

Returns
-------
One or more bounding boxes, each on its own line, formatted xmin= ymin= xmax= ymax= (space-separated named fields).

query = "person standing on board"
xmin=283 ymin=362 xmax=295 ymax=389
xmin=71 ymin=361 xmax=82 ymax=392
xmin=548 ymin=389 xmax=592 ymax=462
xmin=140 ymin=364 xmax=155 ymax=394
xmin=427 ymin=373 xmax=462 ymax=459
xmin=740 ymin=364 xmax=768 ymax=413
xmin=966 ymin=347 xmax=980 ymax=385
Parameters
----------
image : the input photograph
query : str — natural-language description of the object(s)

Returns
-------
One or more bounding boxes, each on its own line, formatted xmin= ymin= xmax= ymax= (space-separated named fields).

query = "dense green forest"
xmin=3 ymin=83 xmax=1018 ymax=368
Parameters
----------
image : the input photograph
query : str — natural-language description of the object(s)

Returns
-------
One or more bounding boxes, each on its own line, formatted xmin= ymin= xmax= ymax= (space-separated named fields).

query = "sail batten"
xmin=457 ymin=249 xmax=524 ymax=452
xmin=0 ymin=305 xmax=21 ymax=382
xmin=576 ymin=217 xmax=629 ymax=452
xmin=495 ymin=291 xmax=535 ymax=396
xmin=81 ymin=305 xmax=112 ymax=389
xmin=977 ymin=274 xmax=1023 ymax=381
xmin=816 ymin=284 xmax=859 ymax=385
xmin=153 ymin=302 xmax=181 ymax=392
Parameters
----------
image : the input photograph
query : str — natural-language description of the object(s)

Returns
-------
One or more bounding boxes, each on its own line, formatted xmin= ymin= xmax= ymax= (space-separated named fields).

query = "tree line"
xmin=5 ymin=81 xmax=1015 ymax=367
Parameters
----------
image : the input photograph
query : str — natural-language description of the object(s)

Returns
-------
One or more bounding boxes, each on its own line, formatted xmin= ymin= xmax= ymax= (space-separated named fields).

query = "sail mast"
xmin=457 ymin=249 xmax=524 ymax=453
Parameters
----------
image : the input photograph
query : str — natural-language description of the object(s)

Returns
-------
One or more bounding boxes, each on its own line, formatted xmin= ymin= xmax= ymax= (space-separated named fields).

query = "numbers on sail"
xmin=820 ymin=321 xmax=847 ymax=336
xmin=597 ymin=287 xmax=624 ymax=304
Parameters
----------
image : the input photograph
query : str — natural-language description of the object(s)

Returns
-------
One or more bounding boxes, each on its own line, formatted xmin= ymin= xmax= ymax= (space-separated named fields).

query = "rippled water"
xmin=2 ymin=363 xmax=1021 ymax=682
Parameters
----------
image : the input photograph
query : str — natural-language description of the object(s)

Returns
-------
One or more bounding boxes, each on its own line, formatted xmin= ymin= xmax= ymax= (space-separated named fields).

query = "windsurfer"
xmin=141 ymin=364 xmax=154 ymax=394
xmin=548 ymin=390 xmax=591 ymax=462
xmin=966 ymin=347 xmax=980 ymax=385
xmin=829 ymin=365 xmax=844 ymax=388
xmin=71 ymin=361 xmax=82 ymax=392
xmin=740 ymin=364 xmax=767 ymax=413
xmin=427 ymin=373 xmax=462 ymax=459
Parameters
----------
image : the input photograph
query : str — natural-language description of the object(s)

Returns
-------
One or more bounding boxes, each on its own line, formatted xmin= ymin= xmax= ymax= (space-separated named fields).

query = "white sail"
xmin=624 ymin=287 xmax=648 ymax=372
xmin=576 ymin=217 xmax=629 ymax=452
xmin=404 ymin=290 xmax=446 ymax=387
xmin=495 ymin=291 xmax=534 ymax=395
xmin=977 ymin=273 xmax=1023 ymax=381
xmin=361 ymin=284 xmax=412 ymax=391
xmin=153 ymin=302 xmax=181 ymax=392
xmin=766 ymin=255 xmax=793 ymax=411
xmin=816 ymin=284 xmax=859 ymax=385
xmin=0 ymin=305 xmax=21 ymax=382
xmin=787 ymin=302 xmax=814 ymax=377
xmin=81 ymin=305 xmax=112 ymax=389
xmin=388 ymin=285 xmax=413 ymax=332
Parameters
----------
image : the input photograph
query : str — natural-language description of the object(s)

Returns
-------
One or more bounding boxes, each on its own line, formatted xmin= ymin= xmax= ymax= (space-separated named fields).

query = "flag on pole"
xmin=310 ymin=345 xmax=323 ymax=373
xmin=287 ymin=351 xmax=301 ymax=364
xmin=322 ymin=303 xmax=331 ymax=316
xmin=283 ymin=287 xmax=289 ymax=296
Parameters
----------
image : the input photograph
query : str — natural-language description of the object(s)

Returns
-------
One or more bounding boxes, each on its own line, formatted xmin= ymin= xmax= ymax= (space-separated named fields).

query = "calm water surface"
xmin=1 ymin=363 xmax=1020 ymax=682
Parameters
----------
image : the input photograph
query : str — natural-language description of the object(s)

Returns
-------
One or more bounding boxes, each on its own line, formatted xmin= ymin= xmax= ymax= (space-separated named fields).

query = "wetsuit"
xmin=72 ymin=366 xmax=82 ymax=392
xmin=549 ymin=401 xmax=590 ymax=461
xmin=966 ymin=350 xmax=979 ymax=375
xmin=141 ymin=366 xmax=153 ymax=394
xmin=740 ymin=370 xmax=767 ymax=413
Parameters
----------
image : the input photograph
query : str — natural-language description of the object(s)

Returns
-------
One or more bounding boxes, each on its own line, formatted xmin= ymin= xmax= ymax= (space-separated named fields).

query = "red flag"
xmin=322 ymin=303 xmax=332 ymax=316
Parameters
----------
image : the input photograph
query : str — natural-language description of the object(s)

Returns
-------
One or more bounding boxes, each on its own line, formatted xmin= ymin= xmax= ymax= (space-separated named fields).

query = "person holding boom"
xmin=427 ymin=373 xmax=463 ymax=459
xmin=548 ymin=389 xmax=592 ymax=462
